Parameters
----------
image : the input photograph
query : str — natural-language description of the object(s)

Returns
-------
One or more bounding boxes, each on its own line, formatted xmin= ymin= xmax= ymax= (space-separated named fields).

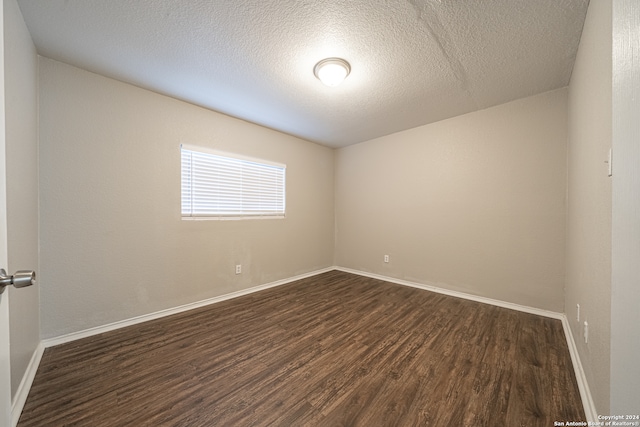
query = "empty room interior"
xmin=1 ymin=0 xmax=639 ymax=425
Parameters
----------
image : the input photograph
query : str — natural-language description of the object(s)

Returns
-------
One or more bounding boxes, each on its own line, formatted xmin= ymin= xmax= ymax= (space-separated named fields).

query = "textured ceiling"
xmin=17 ymin=0 xmax=589 ymax=148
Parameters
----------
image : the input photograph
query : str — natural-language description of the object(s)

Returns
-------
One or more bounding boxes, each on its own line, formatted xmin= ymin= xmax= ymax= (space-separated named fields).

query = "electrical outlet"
xmin=576 ymin=304 xmax=580 ymax=322
xmin=384 ymin=255 xmax=389 ymax=263
xmin=235 ymin=264 xmax=242 ymax=275
xmin=583 ymin=320 xmax=589 ymax=344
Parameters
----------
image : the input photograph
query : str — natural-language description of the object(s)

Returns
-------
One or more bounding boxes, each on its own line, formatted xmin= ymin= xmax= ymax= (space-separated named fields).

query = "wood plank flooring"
xmin=18 ymin=270 xmax=585 ymax=426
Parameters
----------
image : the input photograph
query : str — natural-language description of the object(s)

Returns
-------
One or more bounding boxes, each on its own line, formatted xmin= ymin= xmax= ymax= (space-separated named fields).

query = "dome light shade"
xmin=314 ymin=58 xmax=351 ymax=87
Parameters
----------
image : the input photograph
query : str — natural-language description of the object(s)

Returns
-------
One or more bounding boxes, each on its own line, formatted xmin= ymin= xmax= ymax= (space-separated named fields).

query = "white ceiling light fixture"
xmin=313 ymin=58 xmax=351 ymax=87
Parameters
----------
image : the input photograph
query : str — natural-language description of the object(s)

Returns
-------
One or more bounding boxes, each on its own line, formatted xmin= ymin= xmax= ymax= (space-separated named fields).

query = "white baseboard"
xmin=560 ymin=315 xmax=598 ymax=422
xmin=335 ymin=267 xmax=564 ymax=319
xmin=12 ymin=342 xmax=45 ymax=427
xmin=43 ymin=267 xmax=335 ymax=348
xmin=335 ymin=266 xmax=597 ymax=421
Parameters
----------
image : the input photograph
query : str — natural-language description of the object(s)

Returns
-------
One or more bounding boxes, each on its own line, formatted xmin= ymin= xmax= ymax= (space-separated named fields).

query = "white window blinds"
xmin=181 ymin=146 xmax=286 ymax=219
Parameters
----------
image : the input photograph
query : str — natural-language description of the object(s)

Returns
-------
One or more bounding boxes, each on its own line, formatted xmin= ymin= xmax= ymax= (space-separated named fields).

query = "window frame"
xmin=181 ymin=144 xmax=286 ymax=220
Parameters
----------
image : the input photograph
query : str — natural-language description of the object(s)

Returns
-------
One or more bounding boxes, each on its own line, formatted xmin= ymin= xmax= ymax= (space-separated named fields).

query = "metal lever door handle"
xmin=0 ymin=268 xmax=36 ymax=294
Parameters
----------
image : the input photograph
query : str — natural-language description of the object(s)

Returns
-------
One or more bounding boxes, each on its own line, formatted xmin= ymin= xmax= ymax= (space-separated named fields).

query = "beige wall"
xmin=335 ymin=89 xmax=567 ymax=312
xmin=4 ymin=0 xmax=39 ymax=398
xmin=611 ymin=0 xmax=640 ymax=413
xmin=38 ymin=58 xmax=334 ymax=339
xmin=565 ymin=0 xmax=612 ymax=415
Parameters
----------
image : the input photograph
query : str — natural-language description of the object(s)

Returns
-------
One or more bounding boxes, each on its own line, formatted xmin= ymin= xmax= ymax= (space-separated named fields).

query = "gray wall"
xmin=38 ymin=58 xmax=335 ymax=339
xmin=335 ymin=89 xmax=567 ymax=312
xmin=611 ymin=0 xmax=640 ymax=413
xmin=565 ymin=0 xmax=612 ymax=414
xmin=4 ymin=0 xmax=39 ymax=398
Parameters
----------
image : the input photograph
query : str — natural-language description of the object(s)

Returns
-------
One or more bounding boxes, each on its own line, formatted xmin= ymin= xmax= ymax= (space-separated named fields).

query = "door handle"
xmin=0 ymin=268 xmax=36 ymax=294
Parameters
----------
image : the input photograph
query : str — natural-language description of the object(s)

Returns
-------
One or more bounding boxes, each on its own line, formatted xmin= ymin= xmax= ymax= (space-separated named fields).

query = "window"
xmin=181 ymin=145 xmax=286 ymax=219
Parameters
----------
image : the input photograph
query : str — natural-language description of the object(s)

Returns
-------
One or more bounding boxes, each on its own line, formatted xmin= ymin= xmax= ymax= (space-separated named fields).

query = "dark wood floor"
xmin=19 ymin=270 xmax=584 ymax=426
